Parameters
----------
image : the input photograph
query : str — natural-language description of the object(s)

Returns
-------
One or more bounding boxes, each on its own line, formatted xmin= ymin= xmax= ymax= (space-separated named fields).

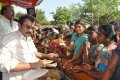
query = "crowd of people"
xmin=0 ymin=4 xmax=120 ymax=80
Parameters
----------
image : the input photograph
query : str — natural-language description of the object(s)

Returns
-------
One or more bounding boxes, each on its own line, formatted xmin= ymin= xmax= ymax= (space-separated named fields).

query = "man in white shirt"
xmin=0 ymin=14 xmax=58 ymax=80
xmin=0 ymin=5 xmax=18 ymax=80
xmin=0 ymin=5 xmax=18 ymax=40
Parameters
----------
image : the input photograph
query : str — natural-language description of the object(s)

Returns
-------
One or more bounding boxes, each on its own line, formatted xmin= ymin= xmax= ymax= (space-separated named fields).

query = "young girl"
xmin=49 ymin=34 xmax=64 ymax=53
xmin=86 ymin=26 xmax=100 ymax=65
xmin=61 ymin=20 xmax=88 ymax=65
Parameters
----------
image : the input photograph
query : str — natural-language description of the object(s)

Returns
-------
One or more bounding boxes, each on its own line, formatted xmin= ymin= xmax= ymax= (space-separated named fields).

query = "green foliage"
xmin=49 ymin=20 xmax=55 ymax=25
xmin=52 ymin=0 xmax=120 ymax=26
xmin=52 ymin=7 xmax=72 ymax=26
xmin=0 ymin=3 xmax=4 ymax=14
xmin=78 ymin=0 xmax=120 ymax=25
xmin=15 ymin=9 xmax=49 ymax=25
xmin=0 ymin=3 xmax=4 ymax=10
xmin=35 ymin=9 xmax=49 ymax=25
xmin=15 ymin=12 xmax=25 ymax=20
xmin=69 ymin=3 xmax=83 ymax=21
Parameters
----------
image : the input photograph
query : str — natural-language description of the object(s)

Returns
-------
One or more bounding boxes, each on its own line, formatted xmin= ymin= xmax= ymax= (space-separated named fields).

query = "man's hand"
xmin=30 ymin=60 xmax=45 ymax=69
xmin=47 ymin=53 xmax=59 ymax=59
xmin=41 ymin=59 xmax=57 ymax=68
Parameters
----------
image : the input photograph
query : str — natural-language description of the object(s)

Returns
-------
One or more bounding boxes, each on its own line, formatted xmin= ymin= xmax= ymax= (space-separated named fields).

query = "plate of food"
xmin=23 ymin=69 xmax=48 ymax=80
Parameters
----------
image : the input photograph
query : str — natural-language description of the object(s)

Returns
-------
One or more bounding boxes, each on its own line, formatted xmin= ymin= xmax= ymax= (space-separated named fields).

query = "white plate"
xmin=23 ymin=69 xmax=48 ymax=80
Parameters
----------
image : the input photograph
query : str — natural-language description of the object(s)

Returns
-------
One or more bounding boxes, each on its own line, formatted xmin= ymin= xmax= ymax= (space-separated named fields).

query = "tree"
xmin=81 ymin=0 xmax=120 ymax=25
xmin=35 ymin=9 xmax=49 ymax=25
xmin=0 ymin=3 xmax=4 ymax=18
xmin=15 ymin=8 xmax=49 ymax=25
xmin=69 ymin=3 xmax=84 ymax=22
xmin=15 ymin=12 xmax=25 ymax=20
xmin=0 ymin=3 xmax=4 ymax=11
xmin=68 ymin=0 xmax=120 ymax=25
xmin=52 ymin=7 xmax=72 ymax=26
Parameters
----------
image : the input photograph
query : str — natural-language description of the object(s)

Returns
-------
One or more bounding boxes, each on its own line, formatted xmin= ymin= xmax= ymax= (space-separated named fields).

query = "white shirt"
xmin=0 ymin=30 xmax=39 ymax=80
xmin=0 ymin=16 xmax=18 ymax=40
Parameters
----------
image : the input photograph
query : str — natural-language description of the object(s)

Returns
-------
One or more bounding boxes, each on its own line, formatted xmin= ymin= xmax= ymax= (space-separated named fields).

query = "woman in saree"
xmin=82 ymin=24 xmax=117 ymax=80
xmin=60 ymin=20 xmax=88 ymax=66
xmin=100 ymin=21 xmax=120 ymax=80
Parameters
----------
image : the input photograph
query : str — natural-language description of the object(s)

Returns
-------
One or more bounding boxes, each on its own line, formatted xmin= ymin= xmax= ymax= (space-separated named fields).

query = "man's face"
xmin=5 ymin=6 xmax=14 ymax=20
xmin=19 ymin=19 xmax=35 ymax=37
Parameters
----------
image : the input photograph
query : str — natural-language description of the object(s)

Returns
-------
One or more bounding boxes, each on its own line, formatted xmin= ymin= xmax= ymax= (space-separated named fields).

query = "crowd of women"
xmin=33 ymin=20 xmax=120 ymax=80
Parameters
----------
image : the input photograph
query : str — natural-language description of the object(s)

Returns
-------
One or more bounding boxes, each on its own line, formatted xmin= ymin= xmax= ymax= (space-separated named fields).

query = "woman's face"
xmin=97 ymin=30 xmax=106 ymax=44
xmin=75 ymin=24 xmax=85 ymax=34
xmin=87 ymin=31 xmax=97 ymax=42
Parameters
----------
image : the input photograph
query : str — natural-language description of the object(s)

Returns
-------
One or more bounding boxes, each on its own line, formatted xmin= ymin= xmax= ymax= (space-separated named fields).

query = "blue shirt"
xmin=71 ymin=33 xmax=88 ymax=56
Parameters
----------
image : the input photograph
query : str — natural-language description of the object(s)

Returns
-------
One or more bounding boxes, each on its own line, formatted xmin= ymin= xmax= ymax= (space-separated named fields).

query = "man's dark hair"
xmin=18 ymin=14 xmax=35 ymax=24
